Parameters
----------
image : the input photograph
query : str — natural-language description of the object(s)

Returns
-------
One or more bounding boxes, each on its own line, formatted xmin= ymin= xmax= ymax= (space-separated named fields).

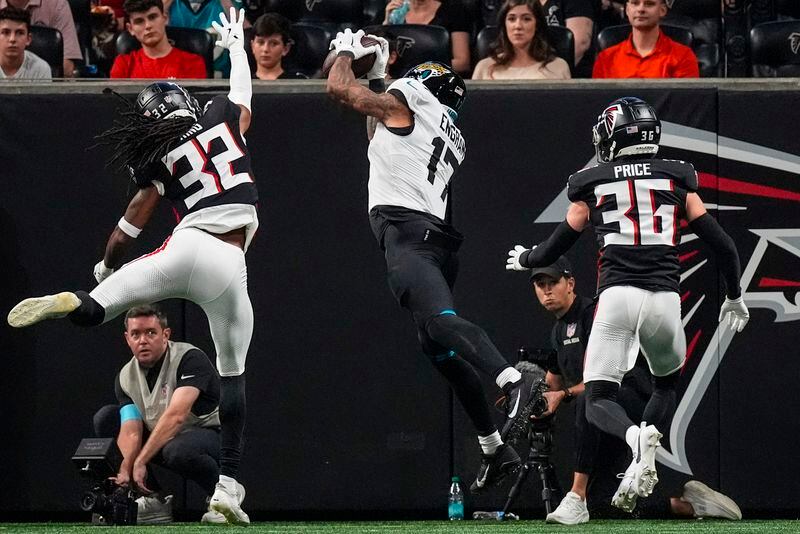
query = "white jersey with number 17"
xmin=367 ymin=78 xmax=466 ymax=220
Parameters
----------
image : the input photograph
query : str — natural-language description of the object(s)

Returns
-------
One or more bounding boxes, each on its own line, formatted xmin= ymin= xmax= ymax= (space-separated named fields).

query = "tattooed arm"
xmin=326 ymin=55 xmax=412 ymax=128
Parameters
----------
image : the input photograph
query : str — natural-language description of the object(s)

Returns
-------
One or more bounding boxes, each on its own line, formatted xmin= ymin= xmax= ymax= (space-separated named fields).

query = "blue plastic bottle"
xmin=448 ymin=476 xmax=464 ymax=520
xmin=388 ymin=0 xmax=410 ymax=24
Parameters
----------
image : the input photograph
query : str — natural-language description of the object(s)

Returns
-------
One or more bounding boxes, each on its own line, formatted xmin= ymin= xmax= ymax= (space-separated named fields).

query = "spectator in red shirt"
xmin=110 ymin=0 xmax=206 ymax=79
xmin=592 ymin=0 xmax=698 ymax=78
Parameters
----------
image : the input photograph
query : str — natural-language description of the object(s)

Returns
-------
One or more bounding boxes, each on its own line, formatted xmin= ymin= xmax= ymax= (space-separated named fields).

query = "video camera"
xmin=72 ymin=438 xmax=138 ymax=525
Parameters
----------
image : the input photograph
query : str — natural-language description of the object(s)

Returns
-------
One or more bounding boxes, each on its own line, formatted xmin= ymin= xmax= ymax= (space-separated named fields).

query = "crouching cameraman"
xmin=528 ymin=257 xmax=741 ymax=524
xmin=93 ymin=304 xmax=230 ymax=524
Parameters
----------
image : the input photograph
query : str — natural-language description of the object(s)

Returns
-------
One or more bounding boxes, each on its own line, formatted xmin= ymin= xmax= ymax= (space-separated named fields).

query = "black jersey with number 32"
xmin=567 ymin=157 xmax=698 ymax=294
xmin=132 ymin=96 xmax=258 ymax=218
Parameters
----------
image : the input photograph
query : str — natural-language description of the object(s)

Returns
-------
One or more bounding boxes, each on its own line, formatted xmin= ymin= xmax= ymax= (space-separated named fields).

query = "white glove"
xmin=366 ymin=35 xmax=389 ymax=80
xmin=329 ymin=29 xmax=378 ymax=61
xmin=506 ymin=245 xmax=532 ymax=271
xmin=718 ymin=296 xmax=749 ymax=333
xmin=211 ymin=7 xmax=245 ymax=53
xmin=94 ymin=260 xmax=114 ymax=284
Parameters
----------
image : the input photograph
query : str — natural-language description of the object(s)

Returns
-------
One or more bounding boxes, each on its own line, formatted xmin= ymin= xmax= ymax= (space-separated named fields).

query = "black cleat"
xmin=470 ymin=444 xmax=521 ymax=494
xmin=500 ymin=372 xmax=539 ymax=443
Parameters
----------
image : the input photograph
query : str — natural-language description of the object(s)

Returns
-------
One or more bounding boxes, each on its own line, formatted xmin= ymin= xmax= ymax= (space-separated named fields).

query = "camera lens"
xmin=80 ymin=491 xmax=98 ymax=512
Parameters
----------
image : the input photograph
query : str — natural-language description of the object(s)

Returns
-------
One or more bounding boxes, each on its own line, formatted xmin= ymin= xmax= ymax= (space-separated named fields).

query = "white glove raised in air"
xmin=506 ymin=245 xmax=532 ymax=271
xmin=329 ymin=28 xmax=379 ymax=61
xmin=366 ymin=35 xmax=389 ymax=80
xmin=718 ymin=296 xmax=749 ymax=333
xmin=211 ymin=7 xmax=245 ymax=53
xmin=94 ymin=260 xmax=114 ymax=284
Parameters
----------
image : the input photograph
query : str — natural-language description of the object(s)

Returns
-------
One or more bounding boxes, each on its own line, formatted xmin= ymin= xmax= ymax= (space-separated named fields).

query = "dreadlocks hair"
xmin=93 ymin=89 xmax=196 ymax=172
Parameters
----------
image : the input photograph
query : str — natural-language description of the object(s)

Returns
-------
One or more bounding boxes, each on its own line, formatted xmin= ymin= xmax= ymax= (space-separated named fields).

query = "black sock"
xmin=433 ymin=356 xmax=496 ymax=436
xmin=426 ymin=314 xmax=509 ymax=379
xmin=219 ymin=374 xmax=246 ymax=479
xmin=67 ymin=291 xmax=105 ymax=327
xmin=642 ymin=373 xmax=678 ymax=431
xmin=585 ymin=380 xmax=635 ymax=442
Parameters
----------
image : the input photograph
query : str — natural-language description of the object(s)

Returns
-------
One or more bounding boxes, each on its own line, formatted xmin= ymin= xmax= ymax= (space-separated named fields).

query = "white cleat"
xmin=201 ymin=509 xmax=228 ymax=524
xmin=682 ymin=480 xmax=742 ymax=520
xmin=136 ymin=494 xmax=173 ymax=525
xmin=7 ymin=292 xmax=81 ymax=328
xmin=209 ymin=482 xmax=249 ymax=526
xmin=546 ymin=491 xmax=589 ymax=524
xmin=632 ymin=423 xmax=662 ymax=498
xmin=612 ymin=461 xmax=639 ymax=513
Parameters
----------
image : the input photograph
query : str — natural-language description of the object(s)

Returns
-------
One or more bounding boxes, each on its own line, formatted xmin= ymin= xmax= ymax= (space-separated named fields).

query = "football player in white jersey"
xmin=8 ymin=8 xmax=253 ymax=525
xmin=327 ymin=29 xmax=542 ymax=492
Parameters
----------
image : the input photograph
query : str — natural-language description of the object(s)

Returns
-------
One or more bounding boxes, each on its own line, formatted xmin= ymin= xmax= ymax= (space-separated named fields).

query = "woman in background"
xmin=473 ymin=0 xmax=570 ymax=80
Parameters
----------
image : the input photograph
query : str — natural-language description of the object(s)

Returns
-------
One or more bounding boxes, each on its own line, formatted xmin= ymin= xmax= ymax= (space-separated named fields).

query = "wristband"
xmin=369 ymin=78 xmax=386 ymax=93
xmin=117 ymin=217 xmax=142 ymax=238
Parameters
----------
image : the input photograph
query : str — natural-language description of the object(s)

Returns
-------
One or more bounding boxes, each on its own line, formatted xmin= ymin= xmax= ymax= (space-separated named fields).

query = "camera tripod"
xmin=501 ymin=422 xmax=560 ymax=516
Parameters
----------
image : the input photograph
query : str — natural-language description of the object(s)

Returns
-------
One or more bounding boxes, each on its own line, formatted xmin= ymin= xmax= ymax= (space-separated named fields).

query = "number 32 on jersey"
xmin=595 ymin=179 xmax=678 ymax=246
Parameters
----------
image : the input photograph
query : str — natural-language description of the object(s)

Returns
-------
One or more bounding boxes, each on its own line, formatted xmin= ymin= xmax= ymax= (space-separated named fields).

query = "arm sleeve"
xmin=115 ymin=373 xmax=134 ymax=406
xmin=175 ymin=349 xmax=215 ymax=393
xmin=54 ymin=0 xmax=83 ymax=60
xmin=110 ymin=54 xmax=128 ymax=79
xmin=689 ymin=213 xmax=742 ymax=298
xmin=673 ymin=46 xmax=700 ymax=78
xmin=520 ymin=220 xmax=583 ymax=268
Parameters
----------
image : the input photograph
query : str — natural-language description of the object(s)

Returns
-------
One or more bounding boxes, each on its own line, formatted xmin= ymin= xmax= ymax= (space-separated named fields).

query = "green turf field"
xmin=2 ymin=521 xmax=799 ymax=533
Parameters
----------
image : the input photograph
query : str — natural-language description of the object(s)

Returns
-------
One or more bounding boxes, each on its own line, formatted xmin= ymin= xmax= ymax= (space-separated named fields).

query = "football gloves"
xmin=366 ymin=35 xmax=389 ymax=80
xmin=718 ymin=296 xmax=749 ymax=333
xmin=506 ymin=245 xmax=532 ymax=271
xmin=211 ymin=7 xmax=245 ymax=53
xmin=330 ymin=29 xmax=379 ymax=61
xmin=94 ymin=260 xmax=114 ymax=284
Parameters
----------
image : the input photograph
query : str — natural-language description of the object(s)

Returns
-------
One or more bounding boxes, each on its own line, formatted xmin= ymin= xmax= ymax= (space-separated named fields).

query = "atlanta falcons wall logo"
xmin=536 ymin=121 xmax=800 ymax=474
xmin=790 ymin=32 xmax=800 ymax=55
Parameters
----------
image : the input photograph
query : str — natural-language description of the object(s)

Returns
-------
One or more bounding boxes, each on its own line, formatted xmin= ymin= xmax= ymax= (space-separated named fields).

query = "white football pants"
xmin=583 ymin=285 xmax=686 ymax=384
xmin=90 ymin=227 xmax=253 ymax=376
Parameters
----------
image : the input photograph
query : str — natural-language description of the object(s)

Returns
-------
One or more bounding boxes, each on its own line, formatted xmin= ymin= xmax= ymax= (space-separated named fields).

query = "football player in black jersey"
xmin=8 ymin=8 xmax=255 ymax=525
xmin=327 ymin=30 xmax=543 ymax=493
xmin=506 ymin=97 xmax=750 ymax=512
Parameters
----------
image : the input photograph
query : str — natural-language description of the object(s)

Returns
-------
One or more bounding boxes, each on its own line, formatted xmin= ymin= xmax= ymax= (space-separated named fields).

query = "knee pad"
xmin=586 ymin=380 xmax=620 ymax=403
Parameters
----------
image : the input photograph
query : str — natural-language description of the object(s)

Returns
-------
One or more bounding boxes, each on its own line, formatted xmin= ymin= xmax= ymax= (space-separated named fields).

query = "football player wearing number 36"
xmin=327 ymin=29 xmax=542 ymax=493
xmin=8 ymin=7 xmax=255 ymax=525
xmin=505 ymin=97 xmax=750 ymax=514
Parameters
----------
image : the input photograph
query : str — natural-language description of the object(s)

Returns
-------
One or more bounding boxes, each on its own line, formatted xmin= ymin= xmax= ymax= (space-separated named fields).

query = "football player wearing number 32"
xmin=8 ymin=7 xmax=255 ymax=525
xmin=506 ymin=97 xmax=750 ymax=514
xmin=327 ymin=29 xmax=544 ymax=493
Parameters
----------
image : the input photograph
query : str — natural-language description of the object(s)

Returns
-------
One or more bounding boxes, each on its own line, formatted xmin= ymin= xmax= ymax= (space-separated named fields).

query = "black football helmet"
xmin=135 ymin=82 xmax=202 ymax=121
xmin=404 ymin=62 xmax=466 ymax=121
xmin=592 ymin=97 xmax=661 ymax=163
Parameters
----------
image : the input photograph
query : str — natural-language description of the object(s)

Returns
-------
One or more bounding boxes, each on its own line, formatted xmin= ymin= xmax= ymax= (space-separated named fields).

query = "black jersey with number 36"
xmin=567 ymin=157 xmax=699 ymax=294
xmin=132 ymin=96 xmax=258 ymax=219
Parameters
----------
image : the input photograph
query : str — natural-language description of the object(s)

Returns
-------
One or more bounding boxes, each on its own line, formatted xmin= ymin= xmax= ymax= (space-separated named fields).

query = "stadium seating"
xmin=475 ymin=24 xmax=575 ymax=75
xmin=297 ymin=0 xmax=363 ymax=27
xmin=67 ymin=0 xmax=91 ymax=64
xmin=596 ymin=23 xmax=693 ymax=50
xmin=663 ymin=0 xmax=723 ymax=77
xmin=775 ymin=0 xmax=800 ymax=19
xmin=116 ymin=26 xmax=215 ymax=78
xmin=285 ymin=23 xmax=333 ymax=78
xmin=750 ymin=20 xmax=800 ymax=77
xmin=364 ymin=24 xmax=450 ymax=76
xmin=28 ymin=25 xmax=64 ymax=77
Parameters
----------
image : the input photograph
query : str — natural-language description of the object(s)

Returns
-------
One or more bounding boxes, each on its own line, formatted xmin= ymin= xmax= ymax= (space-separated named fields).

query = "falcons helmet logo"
xmin=789 ymin=32 xmax=800 ymax=55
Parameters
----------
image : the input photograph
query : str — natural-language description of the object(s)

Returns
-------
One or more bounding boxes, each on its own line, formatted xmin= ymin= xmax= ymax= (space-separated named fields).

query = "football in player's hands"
xmin=322 ymin=34 xmax=379 ymax=79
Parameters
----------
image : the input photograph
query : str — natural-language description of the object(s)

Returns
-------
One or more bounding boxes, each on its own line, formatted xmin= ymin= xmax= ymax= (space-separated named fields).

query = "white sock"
xmin=478 ymin=431 xmax=503 ymax=455
xmin=625 ymin=425 xmax=640 ymax=452
xmin=495 ymin=367 xmax=522 ymax=389
xmin=219 ymin=475 xmax=238 ymax=492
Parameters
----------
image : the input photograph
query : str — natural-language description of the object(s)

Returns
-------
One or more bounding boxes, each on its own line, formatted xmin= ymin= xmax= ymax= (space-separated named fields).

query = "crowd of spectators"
xmin=1 ymin=0 xmax=797 ymax=80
